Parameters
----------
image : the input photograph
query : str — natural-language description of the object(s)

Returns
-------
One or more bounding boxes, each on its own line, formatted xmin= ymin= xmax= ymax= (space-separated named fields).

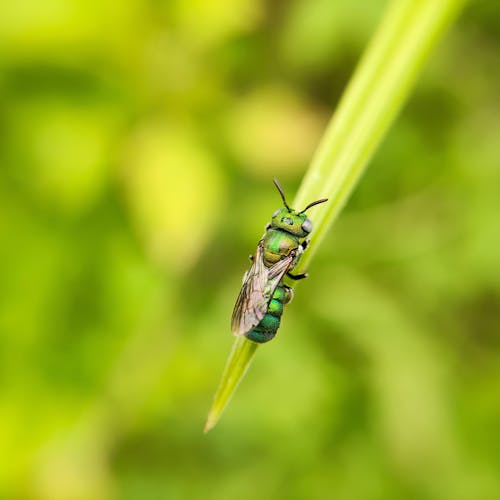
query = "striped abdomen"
xmin=245 ymin=283 xmax=293 ymax=343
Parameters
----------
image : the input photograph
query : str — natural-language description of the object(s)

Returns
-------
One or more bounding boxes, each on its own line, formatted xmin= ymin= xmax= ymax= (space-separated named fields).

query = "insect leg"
xmin=287 ymin=271 xmax=308 ymax=280
xmin=283 ymin=285 xmax=294 ymax=304
xmin=301 ymin=239 xmax=310 ymax=250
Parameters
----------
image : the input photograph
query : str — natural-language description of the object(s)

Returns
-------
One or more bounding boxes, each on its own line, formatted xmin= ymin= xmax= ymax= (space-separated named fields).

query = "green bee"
xmin=231 ymin=180 xmax=328 ymax=343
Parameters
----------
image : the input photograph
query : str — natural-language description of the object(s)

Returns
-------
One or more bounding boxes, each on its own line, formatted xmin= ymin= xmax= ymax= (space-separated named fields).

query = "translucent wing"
xmin=231 ymin=241 xmax=268 ymax=335
xmin=231 ymin=241 xmax=296 ymax=336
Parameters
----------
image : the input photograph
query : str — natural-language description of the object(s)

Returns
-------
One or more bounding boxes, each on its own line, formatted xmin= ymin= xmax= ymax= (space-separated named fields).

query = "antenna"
xmin=300 ymin=198 xmax=328 ymax=213
xmin=273 ymin=179 xmax=291 ymax=210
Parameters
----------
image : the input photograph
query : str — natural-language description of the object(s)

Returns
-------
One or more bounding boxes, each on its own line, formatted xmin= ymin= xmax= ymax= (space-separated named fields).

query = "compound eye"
xmin=301 ymin=218 xmax=313 ymax=233
xmin=272 ymin=209 xmax=281 ymax=218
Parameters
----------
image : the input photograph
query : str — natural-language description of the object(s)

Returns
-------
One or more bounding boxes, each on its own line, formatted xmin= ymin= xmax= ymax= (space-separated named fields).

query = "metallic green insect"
xmin=231 ymin=180 xmax=328 ymax=343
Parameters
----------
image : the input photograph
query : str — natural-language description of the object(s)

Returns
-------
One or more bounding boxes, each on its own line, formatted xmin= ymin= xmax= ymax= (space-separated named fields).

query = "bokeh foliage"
xmin=1 ymin=0 xmax=500 ymax=499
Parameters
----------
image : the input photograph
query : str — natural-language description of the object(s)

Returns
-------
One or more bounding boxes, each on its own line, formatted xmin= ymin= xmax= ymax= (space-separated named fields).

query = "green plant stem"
xmin=293 ymin=0 xmax=466 ymax=272
xmin=205 ymin=0 xmax=466 ymax=433
xmin=204 ymin=337 xmax=258 ymax=433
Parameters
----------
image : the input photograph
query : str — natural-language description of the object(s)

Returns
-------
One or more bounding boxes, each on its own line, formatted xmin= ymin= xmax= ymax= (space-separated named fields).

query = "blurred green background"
xmin=1 ymin=0 xmax=500 ymax=499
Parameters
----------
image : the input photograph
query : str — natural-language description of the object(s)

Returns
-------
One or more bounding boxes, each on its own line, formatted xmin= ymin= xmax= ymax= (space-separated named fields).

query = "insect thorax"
xmin=262 ymin=228 xmax=300 ymax=266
